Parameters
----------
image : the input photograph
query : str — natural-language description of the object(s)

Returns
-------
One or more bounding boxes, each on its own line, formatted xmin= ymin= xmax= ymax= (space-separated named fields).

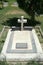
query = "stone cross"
xmin=18 ymin=16 xmax=27 ymax=31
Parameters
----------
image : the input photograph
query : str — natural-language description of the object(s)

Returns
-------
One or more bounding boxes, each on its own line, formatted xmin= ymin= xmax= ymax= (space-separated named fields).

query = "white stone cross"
xmin=18 ymin=16 xmax=27 ymax=31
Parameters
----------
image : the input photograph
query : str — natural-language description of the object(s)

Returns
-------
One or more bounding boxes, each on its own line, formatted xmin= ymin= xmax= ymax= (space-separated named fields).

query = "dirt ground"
xmin=6 ymin=10 xmax=27 ymax=15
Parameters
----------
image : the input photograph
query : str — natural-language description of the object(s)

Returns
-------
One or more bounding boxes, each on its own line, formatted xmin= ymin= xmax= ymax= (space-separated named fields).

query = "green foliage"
xmin=0 ymin=28 xmax=8 ymax=52
xmin=15 ymin=62 xmax=22 ymax=65
xmin=17 ymin=0 xmax=43 ymax=22
xmin=0 ymin=61 xmax=43 ymax=65
xmin=0 ymin=61 xmax=9 ymax=65
xmin=26 ymin=61 xmax=43 ymax=65
xmin=19 ymin=0 xmax=43 ymax=14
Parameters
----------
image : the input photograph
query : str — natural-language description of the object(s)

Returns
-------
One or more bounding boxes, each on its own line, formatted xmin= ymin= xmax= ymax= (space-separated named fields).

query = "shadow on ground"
xmin=2 ymin=17 xmax=41 ymax=27
xmin=0 ymin=8 xmax=3 ymax=10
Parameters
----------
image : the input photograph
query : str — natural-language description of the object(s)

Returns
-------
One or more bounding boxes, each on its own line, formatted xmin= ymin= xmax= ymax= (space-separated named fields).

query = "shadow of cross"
xmin=18 ymin=16 xmax=27 ymax=31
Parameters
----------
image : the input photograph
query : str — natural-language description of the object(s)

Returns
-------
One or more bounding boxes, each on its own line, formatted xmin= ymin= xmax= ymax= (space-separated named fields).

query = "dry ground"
xmin=6 ymin=10 xmax=27 ymax=15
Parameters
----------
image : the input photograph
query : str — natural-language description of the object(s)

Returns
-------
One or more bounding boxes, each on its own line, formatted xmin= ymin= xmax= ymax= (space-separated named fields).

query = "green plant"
xmin=26 ymin=61 xmax=43 ymax=65
xmin=0 ymin=60 xmax=9 ymax=65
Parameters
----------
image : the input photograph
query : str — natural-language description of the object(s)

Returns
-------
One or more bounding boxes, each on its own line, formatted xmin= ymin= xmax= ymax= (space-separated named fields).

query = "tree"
xmin=25 ymin=0 xmax=41 ymax=20
xmin=17 ymin=0 xmax=43 ymax=23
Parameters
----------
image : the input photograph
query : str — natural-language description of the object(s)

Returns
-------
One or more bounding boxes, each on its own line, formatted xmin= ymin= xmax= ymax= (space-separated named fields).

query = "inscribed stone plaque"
xmin=16 ymin=43 xmax=28 ymax=49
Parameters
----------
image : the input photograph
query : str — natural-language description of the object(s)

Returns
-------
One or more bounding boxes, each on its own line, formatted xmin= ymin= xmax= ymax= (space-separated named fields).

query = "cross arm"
xmin=18 ymin=19 xmax=21 ymax=23
xmin=23 ymin=19 xmax=27 ymax=23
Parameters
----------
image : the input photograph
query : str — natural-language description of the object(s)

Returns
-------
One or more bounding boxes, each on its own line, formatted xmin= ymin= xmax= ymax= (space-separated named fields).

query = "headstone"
xmin=18 ymin=16 xmax=27 ymax=31
xmin=12 ymin=2 xmax=18 ymax=7
xmin=3 ymin=2 xmax=8 ymax=7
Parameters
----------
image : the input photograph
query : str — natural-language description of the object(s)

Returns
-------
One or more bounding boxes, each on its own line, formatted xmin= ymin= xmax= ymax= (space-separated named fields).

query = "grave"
xmin=1 ymin=16 xmax=43 ymax=61
xmin=11 ymin=2 xmax=18 ymax=7
xmin=3 ymin=2 xmax=8 ymax=7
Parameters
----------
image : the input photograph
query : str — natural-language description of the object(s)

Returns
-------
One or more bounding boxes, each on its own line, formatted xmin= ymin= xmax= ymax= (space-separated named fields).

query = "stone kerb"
xmin=24 ymin=26 xmax=33 ymax=30
xmin=0 ymin=26 xmax=9 ymax=38
xmin=35 ymin=26 xmax=43 ymax=38
xmin=39 ymin=53 xmax=43 ymax=61
xmin=0 ymin=53 xmax=6 ymax=61
xmin=12 ymin=26 xmax=16 ymax=30
xmin=36 ymin=53 xmax=43 ymax=62
xmin=39 ymin=27 xmax=43 ymax=38
xmin=11 ymin=26 xmax=33 ymax=31
xmin=11 ymin=26 xmax=21 ymax=31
